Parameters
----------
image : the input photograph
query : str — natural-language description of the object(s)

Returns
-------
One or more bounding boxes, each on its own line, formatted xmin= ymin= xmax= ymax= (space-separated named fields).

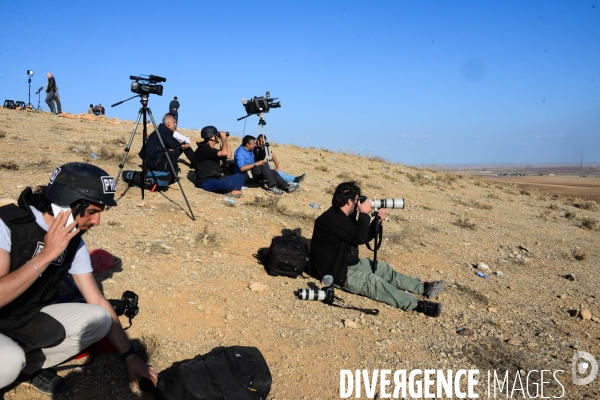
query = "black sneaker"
xmin=293 ymin=174 xmax=306 ymax=184
xmin=415 ymin=300 xmax=443 ymax=317
xmin=423 ymin=280 xmax=445 ymax=299
xmin=22 ymin=368 xmax=69 ymax=396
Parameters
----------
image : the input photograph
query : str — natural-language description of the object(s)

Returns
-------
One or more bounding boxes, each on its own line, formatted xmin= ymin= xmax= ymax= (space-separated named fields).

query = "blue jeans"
xmin=276 ymin=170 xmax=295 ymax=183
xmin=200 ymin=173 xmax=245 ymax=193
xmin=45 ymin=92 xmax=61 ymax=113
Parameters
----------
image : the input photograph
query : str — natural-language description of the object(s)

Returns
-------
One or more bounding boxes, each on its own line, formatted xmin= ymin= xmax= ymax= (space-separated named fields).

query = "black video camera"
xmin=109 ymin=290 xmax=139 ymax=319
xmin=130 ymin=74 xmax=166 ymax=96
xmin=241 ymin=91 xmax=281 ymax=117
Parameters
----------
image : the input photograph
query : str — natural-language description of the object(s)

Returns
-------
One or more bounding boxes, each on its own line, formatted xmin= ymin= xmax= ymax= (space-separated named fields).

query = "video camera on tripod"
xmin=237 ymin=91 xmax=281 ymax=122
xmin=130 ymin=75 xmax=166 ymax=96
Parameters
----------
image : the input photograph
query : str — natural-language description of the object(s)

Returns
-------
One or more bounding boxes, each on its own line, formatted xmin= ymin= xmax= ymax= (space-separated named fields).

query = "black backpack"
xmin=156 ymin=346 xmax=272 ymax=400
xmin=263 ymin=234 xmax=309 ymax=278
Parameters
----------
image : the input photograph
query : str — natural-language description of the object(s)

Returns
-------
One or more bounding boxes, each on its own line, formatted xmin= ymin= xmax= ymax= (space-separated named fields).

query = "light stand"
xmin=26 ymin=70 xmax=34 ymax=108
xmin=111 ymin=94 xmax=195 ymax=221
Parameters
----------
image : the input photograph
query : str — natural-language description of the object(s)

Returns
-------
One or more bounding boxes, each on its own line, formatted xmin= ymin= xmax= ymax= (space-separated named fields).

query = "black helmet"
xmin=44 ymin=162 xmax=118 ymax=207
xmin=201 ymin=126 xmax=218 ymax=139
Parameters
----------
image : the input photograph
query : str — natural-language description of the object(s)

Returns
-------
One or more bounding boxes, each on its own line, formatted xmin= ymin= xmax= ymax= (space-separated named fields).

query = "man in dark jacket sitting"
xmin=138 ymin=114 xmax=193 ymax=182
xmin=309 ymin=181 xmax=445 ymax=317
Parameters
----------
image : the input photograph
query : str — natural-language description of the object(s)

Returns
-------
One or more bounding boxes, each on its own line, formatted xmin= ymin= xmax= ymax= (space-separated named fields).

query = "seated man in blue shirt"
xmin=234 ymin=135 xmax=296 ymax=195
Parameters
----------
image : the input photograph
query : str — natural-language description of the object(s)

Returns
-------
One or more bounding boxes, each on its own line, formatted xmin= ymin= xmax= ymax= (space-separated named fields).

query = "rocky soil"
xmin=0 ymin=108 xmax=599 ymax=399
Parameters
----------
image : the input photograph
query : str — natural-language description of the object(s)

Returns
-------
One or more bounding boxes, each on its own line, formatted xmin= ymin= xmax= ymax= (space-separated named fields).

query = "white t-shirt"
xmin=0 ymin=206 xmax=92 ymax=274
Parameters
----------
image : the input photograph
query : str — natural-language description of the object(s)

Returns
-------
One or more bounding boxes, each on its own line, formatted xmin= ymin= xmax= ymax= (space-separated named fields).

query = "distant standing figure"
xmin=169 ymin=96 xmax=180 ymax=123
xmin=45 ymin=73 xmax=62 ymax=114
xmin=98 ymin=104 xmax=105 ymax=115
xmin=88 ymin=104 xmax=97 ymax=115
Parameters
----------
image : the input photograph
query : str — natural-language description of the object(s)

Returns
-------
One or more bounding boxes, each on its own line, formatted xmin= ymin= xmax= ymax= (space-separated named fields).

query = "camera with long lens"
xmin=240 ymin=91 xmax=281 ymax=117
xmin=108 ymin=290 xmax=139 ymax=319
xmin=359 ymin=196 xmax=404 ymax=210
xmin=130 ymin=74 xmax=166 ymax=96
xmin=297 ymin=275 xmax=335 ymax=305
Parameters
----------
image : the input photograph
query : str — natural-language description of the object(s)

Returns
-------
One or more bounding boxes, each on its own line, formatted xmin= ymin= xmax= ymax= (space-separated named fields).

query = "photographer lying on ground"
xmin=194 ymin=126 xmax=245 ymax=197
xmin=309 ymin=181 xmax=445 ymax=317
xmin=234 ymin=135 xmax=297 ymax=195
xmin=254 ymin=134 xmax=306 ymax=185
xmin=138 ymin=113 xmax=194 ymax=182
xmin=0 ymin=163 xmax=157 ymax=396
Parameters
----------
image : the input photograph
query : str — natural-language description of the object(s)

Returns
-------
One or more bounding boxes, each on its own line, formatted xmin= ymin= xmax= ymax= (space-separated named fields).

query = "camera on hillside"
xmin=130 ymin=74 xmax=166 ymax=96
xmin=358 ymin=196 xmax=405 ymax=210
xmin=108 ymin=290 xmax=139 ymax=319
xmin=241 ymin=91 xmax=281 ymax=116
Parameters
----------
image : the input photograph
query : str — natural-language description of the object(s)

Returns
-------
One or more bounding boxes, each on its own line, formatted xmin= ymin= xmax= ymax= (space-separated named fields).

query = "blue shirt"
xmin=234 ymin=146 xmax=255 ymax=174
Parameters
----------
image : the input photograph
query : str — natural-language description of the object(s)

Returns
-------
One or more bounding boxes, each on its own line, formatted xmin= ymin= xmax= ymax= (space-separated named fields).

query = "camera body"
xmin=242 ymin=91 xmax=281 ymax=116
xmin=297 ymin=286 xmax=335 ymax=304
xmin=109 ymin=290 xmax=139 ymax=319
xmin=359 ymin=196 xmax=405 ymax=210
xmin=130 ymin=75 xmax=166 ymax=96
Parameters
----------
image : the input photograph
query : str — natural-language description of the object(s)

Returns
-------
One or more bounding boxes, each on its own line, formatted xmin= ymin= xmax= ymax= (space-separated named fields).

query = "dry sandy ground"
xmin=0 ymin=108 xmax=599 ymax=399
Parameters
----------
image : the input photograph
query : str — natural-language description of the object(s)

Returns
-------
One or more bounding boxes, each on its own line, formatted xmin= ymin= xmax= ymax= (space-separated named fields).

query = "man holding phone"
xmin=0 ymin=163 xmax=157 ymax=396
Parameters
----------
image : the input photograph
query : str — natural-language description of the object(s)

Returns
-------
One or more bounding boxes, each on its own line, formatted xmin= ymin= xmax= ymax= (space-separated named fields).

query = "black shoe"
xmin=423 ymin=280 xmax=445 ymax=299
xmin=22 ymin=368 xmax=69 ymax=396
xmin=415 ymin=300 xmax=442 ymax=317
xmin=293 ymin=173 xmax=306 ymax=184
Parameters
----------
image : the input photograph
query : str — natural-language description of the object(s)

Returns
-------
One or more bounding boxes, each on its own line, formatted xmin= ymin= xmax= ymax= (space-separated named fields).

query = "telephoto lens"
xmin=298 ymin=288 xmax=327 ymax=301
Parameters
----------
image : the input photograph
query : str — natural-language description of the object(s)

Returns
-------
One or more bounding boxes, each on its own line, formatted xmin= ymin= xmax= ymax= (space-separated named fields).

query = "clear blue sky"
xmin=1 ymin=1 xmax=598 ymax=165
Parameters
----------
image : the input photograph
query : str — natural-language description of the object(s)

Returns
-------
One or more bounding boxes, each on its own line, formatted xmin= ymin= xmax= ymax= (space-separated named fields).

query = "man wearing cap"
xmin=0 ymin=163 xmax=158 ymax=396
xmin=193 ymin=126 xmax=244 ymax=197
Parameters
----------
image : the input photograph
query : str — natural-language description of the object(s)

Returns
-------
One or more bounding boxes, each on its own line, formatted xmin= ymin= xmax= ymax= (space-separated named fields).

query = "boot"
xmin=415 ymin=300 xmax=442 ymax=317
xmin=423 ymin=280 xmax=445 ymax=299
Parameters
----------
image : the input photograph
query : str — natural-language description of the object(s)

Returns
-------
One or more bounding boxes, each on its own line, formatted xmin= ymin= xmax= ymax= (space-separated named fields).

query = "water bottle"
xmin=90 ymin=152 xmax=98 ymax=159
xmin=309 ymin=203 xmax=321 ymax=209
xmin=476 ymin=271 xmax=488 ymax=279
xmin=222 ymin=197 xmax=237 ymax=205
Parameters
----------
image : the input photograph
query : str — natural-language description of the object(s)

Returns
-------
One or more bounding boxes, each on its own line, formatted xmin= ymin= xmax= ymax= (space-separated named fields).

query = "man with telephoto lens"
xmin=309 ymin=181 xmax=445 ymax=317
xmin=194 ymin=126 xmax=245 ymax=197
xmin=138 ymin=113 xmax=193 ymax=182
xmin=0 ymin=163 xmax=157 ymax=396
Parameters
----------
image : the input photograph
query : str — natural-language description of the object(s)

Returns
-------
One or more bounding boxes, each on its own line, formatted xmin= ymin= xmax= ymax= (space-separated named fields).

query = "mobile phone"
xmin=51 ymin=203 xmax=75 ymax=231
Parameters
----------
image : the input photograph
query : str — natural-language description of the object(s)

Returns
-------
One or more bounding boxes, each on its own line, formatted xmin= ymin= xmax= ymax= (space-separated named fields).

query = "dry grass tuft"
xmin=98 ymin=147 xmax=123 ymax=161
xmin=569 ymin=247 xmax=588 ymax=261
xmin=519 ymin=189 xmax=531 ymax=196
xmin=0 ymin=131 xmax=6 ymax=138
xmin=316 ymin=165 xmax=329 ymax=172
xmin=573 ymin=200 xmax=598 ymax=211
xmin=454 ymin=215 xmax=476 ymax=230
xmin=196 ymin=224 xmax=219 ymax=244
xmin=487 ymin=192 xmax=501 ymax=200
xmin=0 ymin=161 xmax=19 ymax=171
xmin=581 ymin=217 xmax=598 ymax=230
xmin=563 ymin=209 xmax=577 ymax=219
xmin=337 ymin=172 xmax=354 ymax=181
xmin=406 ymin=172 xmax=433 ymax=186
xmin=547 ymin=203 xmax=559 ymax=210
xmin=473 ymin=200 xmax=493 ymax=210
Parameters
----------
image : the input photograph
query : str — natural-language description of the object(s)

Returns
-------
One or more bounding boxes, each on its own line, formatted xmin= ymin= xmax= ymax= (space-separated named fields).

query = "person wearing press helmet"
xmin=0 ymin=163 xmax=157 ymax=396
xmin=193 ymin=125 xmax=245 ymax=197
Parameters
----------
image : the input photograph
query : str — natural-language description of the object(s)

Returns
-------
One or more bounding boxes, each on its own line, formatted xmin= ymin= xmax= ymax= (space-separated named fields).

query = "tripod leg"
xmin=146 ymin=109 xmax=196 ymax=221
xmin=113 ymin=109 xmax=144 ymax=189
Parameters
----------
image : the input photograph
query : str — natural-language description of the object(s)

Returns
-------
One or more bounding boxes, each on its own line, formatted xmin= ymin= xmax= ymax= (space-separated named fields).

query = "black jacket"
xmin=139 ymin=123 xmax=181 ymax=169
xmin=309 ymin=206 xmax=377 ymax=286
xmin=46 ymin=77 xmax=57 ymax=93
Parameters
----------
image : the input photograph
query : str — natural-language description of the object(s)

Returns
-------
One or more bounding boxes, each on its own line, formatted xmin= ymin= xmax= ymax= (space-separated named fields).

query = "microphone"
xmin=322 ymin=275 xmax=333 ymax=287
xmin=35 ymin=87 xmax=43 ymax=94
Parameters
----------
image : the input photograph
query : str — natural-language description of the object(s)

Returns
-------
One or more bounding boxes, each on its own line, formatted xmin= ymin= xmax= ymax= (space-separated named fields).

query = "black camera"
xmin=109 ymin=290 xmax=139 ymax=319
xmin=240 ymin=91 xmax=280 ymax=117
xmin=130 ymin=75 xmax=166 ymax=96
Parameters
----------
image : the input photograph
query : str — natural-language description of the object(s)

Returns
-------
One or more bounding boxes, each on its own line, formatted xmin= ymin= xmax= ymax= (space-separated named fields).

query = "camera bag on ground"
xmin=155 ymin=346 xmax=272 ymax=400
xmin=122 ymin=170 xmax=170 ymax=191
xmin=262 ymin=234 xmax=309 ymax=278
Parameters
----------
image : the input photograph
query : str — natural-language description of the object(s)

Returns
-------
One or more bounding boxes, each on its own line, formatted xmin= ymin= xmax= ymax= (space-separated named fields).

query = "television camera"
xmin=130 ymin=74 xmax=166 ymax=96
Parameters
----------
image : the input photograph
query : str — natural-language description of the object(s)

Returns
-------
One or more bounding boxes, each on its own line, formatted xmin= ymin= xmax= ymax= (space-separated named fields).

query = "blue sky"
xmin=1 ymin=1 xmax=598 ymax=165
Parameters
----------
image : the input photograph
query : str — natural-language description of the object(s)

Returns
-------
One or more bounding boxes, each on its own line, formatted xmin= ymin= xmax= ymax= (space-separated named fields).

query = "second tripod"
xmin=111 ymin=94 xmax=195 ymax=221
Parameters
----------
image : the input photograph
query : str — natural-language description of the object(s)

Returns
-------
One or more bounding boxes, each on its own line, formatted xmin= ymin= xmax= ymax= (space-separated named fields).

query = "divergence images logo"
xmin=572 ymin=351 xmax=598 ymax=386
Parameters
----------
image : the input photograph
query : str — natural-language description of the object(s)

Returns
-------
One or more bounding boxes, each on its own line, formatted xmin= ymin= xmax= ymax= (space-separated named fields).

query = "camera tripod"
xmin=26 ymin=76 xmax=33 ymax=109
xmin=110 ymin=94 xmax=195 ymax=221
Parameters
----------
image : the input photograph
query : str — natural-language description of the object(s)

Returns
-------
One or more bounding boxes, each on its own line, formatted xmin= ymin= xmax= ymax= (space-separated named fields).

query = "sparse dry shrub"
xmin=316 ymin=165 xmax=329 ymax=172
xmin=551 ymin=194 xmax=561 ymax=200
xmin=368 ymin=154 xmax=390 ymax=164
xmin=337 ymin=172 xmax=354 ymax=181
xmin=438 ymin=173 xmax=457 ymax=186
xmin=538 ymin=209 xmax=551 ymax=220
xmin=453 ymin=215 xmax=476 ymax=230
xmin=581 ymin=217 xmax=598 ymax=230
xmin=547 ymin=203 xmax=559 ymax=210
xmin=520 ymin=189 xmax=531 ymax=196
xmin=563 ymin=209 xmax=576 ymax=219
xmin=0 ymin=131 xmax=6 ymax=138
xmin=98 ymin=147 xmax=122 ymax=161
xmin=406 ymin=172 xmax=432 ymax=186
xmin=573 ymin=200 xmax=598 ymax=211
xmin=568 ymin=247 xmax=588 ymax=261
xmin=196 ymin=224 xmax=219 ymax=244
xmin=250 ymin=196 xmax=280 ymax=209
xmin=107 ymin=136 xmax=127 ymax=146
xmin=488 ymin=192 xmax=500 ymax=200
xmin=473 ymin=200 xmax=493 ymax=210
xmin=0 ymin=161 xmax=19 ymax=170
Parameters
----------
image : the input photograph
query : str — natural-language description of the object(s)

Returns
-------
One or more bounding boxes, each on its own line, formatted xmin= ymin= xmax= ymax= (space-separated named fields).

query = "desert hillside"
xmin=0 ymin=108 xmax=599 ymax=399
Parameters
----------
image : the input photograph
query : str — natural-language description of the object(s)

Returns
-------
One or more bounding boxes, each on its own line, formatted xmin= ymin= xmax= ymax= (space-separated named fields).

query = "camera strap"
xmin=365 ymin=215 xmax=383 ymax=273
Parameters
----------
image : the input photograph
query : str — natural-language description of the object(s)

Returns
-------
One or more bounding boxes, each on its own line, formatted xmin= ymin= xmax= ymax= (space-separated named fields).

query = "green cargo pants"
xmin=341 ymin=258 xmax=424 ymax=311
